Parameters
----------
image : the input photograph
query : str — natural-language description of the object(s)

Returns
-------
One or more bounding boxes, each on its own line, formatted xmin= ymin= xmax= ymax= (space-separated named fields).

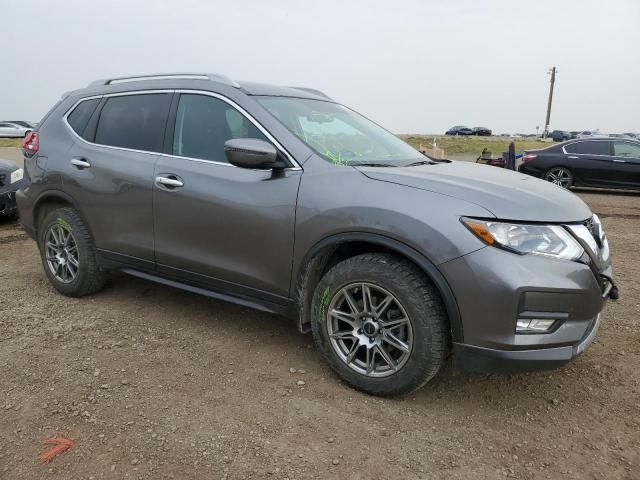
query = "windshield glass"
xmin=257 ymin=97 xmax=423 ymax=166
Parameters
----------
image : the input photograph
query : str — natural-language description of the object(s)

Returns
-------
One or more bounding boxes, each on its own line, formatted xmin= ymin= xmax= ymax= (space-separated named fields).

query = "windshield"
xmin=257 ymin=97 xmax=423 ymax=166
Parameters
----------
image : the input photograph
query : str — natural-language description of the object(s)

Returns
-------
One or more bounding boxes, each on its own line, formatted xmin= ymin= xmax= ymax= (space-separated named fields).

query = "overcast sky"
xmin=2 ymin=0 xmax=639 ymax=133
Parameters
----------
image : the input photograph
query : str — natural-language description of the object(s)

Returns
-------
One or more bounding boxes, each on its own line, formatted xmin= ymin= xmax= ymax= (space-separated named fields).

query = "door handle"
xmin=71 ymin=158 xmax=91 ymax=169
xmin=155 ymin=176 xmax=184 ymax=188
xmin=612 ymin=159 xmax=626 ymax=163
xmin=567 ymin=156 xmax=579 ymax=159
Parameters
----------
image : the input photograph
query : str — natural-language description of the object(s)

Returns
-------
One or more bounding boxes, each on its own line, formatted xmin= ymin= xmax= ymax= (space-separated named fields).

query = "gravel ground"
xmin=0 ymin=190 xmax=639 ymax=480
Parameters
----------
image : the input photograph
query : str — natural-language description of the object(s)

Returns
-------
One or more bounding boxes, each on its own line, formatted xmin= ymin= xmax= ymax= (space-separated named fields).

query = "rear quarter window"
xmin=66 ymin=98 xmax=100 ymax=139
xmin=94 ymin=93 xmax=172 ymax=152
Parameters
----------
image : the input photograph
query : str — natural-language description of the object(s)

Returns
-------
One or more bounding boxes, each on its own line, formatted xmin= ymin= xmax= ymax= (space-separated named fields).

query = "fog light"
xmin=516 ymin=319 xmax=556 ymax=333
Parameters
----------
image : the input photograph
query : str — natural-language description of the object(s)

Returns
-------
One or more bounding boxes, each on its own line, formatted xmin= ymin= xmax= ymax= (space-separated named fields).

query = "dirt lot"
xmin=1 ymin=190 xmax=639 ymax=480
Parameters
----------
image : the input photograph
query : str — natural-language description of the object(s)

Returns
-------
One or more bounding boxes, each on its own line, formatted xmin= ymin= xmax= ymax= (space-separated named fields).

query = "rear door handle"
xmin=155 ymin=175 xmax=184 ymax=188
xmin=567 ymin=156 xmax=579 ymax=159
xmin=612 ymin=159 xmax=626 ymax=163
xmin=71 ymin=158 xmax=91 ymax=169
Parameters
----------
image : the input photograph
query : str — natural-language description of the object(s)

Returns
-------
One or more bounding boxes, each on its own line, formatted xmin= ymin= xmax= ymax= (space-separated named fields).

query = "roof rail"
xmin=88 ymin=73 xmax=240 ymax=88
xmin=289 ymin=87 xmax=332 ymax=100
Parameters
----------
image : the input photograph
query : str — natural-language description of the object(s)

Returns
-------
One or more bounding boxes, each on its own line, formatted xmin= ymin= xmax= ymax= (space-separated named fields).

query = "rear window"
xmin=565 ymin=141 xmax=610 ymax=155
xmin=94 ymin=93 xmax=172 ymax=152
xmin=67 ymin=98 xmax=100 ymax=139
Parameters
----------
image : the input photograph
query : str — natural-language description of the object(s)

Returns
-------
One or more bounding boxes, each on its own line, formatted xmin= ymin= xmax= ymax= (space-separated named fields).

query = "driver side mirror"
xmin=224 ymin=138 xmax=287 ymax=170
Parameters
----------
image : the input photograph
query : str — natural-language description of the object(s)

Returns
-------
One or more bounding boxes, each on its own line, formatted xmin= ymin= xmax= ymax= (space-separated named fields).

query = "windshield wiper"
xmin=404 ymin=158 xmax=450 ymax=167
xmin=351 ymin=162 xmax=397 ymax=168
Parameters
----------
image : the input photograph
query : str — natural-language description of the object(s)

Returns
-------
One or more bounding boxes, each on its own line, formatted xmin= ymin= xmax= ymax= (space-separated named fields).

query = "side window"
xmin=172 ymin=94 xmax=269 ymax=162
xmin=613 ymin=141 xmax=640 ymax=158
xmin=67 ymin=98 xmax=100 ymax=139
xmin=565 ymin=141 xmax=610 ymax=155
xmin=95 ymin=93 xmax=172 ymax=152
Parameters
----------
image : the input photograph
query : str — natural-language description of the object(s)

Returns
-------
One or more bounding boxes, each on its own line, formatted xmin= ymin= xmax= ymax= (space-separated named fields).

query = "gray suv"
xmin=17 ymin=73 xmax=617 ymax=396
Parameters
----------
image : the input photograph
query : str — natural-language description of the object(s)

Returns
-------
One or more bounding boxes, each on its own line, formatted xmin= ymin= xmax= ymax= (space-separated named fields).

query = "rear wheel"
xmin=311 ymin=253 xmax=449 ymax=396
xmin=38 ymin=207 xmax=106 ymax=297
xmin=544 ymin=166 xmax=573 ymax=188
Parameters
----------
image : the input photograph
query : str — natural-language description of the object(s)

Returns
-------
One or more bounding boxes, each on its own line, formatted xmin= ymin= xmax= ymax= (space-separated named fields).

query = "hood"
xmin=356 ymin=161 xmax=592 ymax=222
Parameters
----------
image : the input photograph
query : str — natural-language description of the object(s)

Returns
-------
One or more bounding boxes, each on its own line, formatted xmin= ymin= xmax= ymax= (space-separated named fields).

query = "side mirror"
xmin=224 ymin=138 xmax=286 ymax=170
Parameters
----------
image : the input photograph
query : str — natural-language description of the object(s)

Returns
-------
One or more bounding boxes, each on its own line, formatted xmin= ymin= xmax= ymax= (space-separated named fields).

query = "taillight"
xmin=22 ymin=131 xmax=39 ymax=157
xmin=522 ymin=153 xmax=537 ymax=162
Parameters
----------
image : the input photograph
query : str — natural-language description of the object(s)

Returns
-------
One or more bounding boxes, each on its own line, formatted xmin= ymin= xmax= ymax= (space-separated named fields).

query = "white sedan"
xmin=0 ymin=122 xmax=31 ymax=138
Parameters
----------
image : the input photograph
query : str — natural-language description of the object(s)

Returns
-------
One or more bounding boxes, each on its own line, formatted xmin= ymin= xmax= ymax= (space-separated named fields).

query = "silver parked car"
xmin=0 ymin=122 xmax=32 ymax=138
xmin=16 ymin=73 xmax=617 ymax=396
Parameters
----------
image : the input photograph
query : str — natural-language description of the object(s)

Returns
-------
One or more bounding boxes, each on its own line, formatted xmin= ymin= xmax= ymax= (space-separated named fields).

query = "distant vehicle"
xmin=445 ymin=126 xmax=473 ymax=136
xmin=570 ymin=131 xmax=580 ymax=139
xmin=472 ymin=127 xmax=492 ymax=136
xmin=549 ymin=130 xmax=571 ymax=142
xmin=0 ymin=122 xmax=32 ymax=138
xmin=519 ymin=138 xmax=640 ymax=190
xmin=0 ymin=158 xmax=23 ymax=218
xmin=575 ymin=131 xmax=606 ymax=139
xmin=623 ymin=133 xmax=639 ymax=139
xmin=6 ymin=121 xmax=37 ymax=129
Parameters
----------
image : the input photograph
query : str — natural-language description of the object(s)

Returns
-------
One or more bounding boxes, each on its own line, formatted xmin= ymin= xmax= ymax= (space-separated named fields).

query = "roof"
xmin=62 ymin=73 xmax=333 ymax=102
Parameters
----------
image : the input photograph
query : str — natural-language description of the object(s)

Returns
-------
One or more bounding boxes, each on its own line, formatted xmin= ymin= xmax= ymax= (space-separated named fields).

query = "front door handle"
xmin=155 ymin=176 xmax=184 ymax=188
xmin=71 ymin=158 xmax=91 ymax=169
xmin=612 ymin=159 xmax=626 ymax=163
xmin=567 ymin=155 xmax=579 ymax=159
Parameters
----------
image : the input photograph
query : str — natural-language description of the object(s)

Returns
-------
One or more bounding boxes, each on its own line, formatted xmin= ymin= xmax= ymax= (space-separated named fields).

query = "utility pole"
xmin=542 ymin=66 xmax=557 ymax=138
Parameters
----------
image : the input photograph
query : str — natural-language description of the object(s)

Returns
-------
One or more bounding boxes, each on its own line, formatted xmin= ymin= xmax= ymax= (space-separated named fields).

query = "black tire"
xmin=38 ymin=207 xmax=106 ymax=297
xmin=544 ymin=166 xmax=574 ymax=188
xmin=311 ymin=253 xmax=449 ymax=396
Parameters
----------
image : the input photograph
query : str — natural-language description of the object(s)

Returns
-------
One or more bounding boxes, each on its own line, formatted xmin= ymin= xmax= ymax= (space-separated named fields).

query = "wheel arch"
xmin=32 ymin=190 xmax=91 ymax=238
xmin=293 ymin=232 xmax=463 ymax=342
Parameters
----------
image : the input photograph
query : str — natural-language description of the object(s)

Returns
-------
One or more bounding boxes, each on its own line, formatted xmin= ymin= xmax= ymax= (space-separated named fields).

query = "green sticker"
xmin=319 ymin=286 xmax=331 ymax=319
xmin=57 ymin=218 xmax=72 ymax=231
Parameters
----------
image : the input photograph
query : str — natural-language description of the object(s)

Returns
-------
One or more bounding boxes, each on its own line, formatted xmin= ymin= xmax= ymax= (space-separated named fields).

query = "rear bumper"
xmin=453 ymin=314 xmax=601 ymax=373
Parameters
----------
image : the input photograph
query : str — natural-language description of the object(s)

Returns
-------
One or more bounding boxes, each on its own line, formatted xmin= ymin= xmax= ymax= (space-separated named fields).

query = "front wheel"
xmin=311 ymin=253 xmax=449 ymax=396
xmin=544 ymin=166 xmax=574 ymax=188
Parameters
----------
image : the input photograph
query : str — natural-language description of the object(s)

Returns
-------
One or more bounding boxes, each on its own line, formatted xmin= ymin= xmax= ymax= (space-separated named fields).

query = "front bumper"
xmin=453 ymin=314 xmax=601 ymax=373
xmin=440 ymin=244 xmax=614 ymax=374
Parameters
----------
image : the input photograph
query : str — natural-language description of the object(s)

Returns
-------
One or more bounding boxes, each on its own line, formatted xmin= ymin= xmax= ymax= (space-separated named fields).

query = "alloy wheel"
xmin=45 ymin=224 xmax=79 ymax=283
xmin=546 ymin=168 xmax=572 ymax=188
xmin=326 ymin=282 xmax=413 ymax=378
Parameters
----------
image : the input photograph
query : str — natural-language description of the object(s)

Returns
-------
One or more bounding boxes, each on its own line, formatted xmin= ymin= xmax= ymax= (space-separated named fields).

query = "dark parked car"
xmin=0 ymin=158 xmax=23 ymax=218
xmin=549 ymin=130 xmax=571 ymax=142
xmin=472 ymin=127 xmax=491 ymax=136
xmin=445 ymin=125 xmax=473 ymax=135
xmin=519 ymin=138 xmax=640 ymax=189
xmin=16 ymin=73 xmax=616 ymax=396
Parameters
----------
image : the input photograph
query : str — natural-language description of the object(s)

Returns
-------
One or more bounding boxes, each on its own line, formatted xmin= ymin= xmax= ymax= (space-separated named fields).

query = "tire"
xmin=311 ymin=253 xmax=449 ymax=396
xmin=38 ymin=207 xmax=106 ymax=297
xmin=544 ymin=166 xmax=574 ymax=188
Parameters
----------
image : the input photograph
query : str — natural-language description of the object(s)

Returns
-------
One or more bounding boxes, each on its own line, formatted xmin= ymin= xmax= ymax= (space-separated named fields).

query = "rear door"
xmin=63 ymin=92 xmax=172 ymax=266
xmin=565 ymin=140 xmax=613 ymax=187
xmin=611 ymin=141 xmax=640 ymax=188
xmin=152 ymin=92 xmax=301 ymax=303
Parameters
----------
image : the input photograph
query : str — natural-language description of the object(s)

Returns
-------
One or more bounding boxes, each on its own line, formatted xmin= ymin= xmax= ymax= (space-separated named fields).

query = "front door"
xmin=153 ymin=92 xmax=301 ymax=303
xmin=610 ymin=141 xmax=640 ymax=188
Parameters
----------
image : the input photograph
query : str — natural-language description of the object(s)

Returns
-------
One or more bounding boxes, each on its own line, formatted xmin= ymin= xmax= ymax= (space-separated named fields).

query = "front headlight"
xmin=462 ymin=218 xmax=584 ymax=260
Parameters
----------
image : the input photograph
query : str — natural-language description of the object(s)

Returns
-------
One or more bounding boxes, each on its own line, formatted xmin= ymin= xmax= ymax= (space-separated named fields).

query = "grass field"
xmin=0 ymin=138 xmax=22 ymax=147
xmin=402 ymin=135 xmax=549 ymax=155
xmin=1 ymin=135 xmax=549 ymax=155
